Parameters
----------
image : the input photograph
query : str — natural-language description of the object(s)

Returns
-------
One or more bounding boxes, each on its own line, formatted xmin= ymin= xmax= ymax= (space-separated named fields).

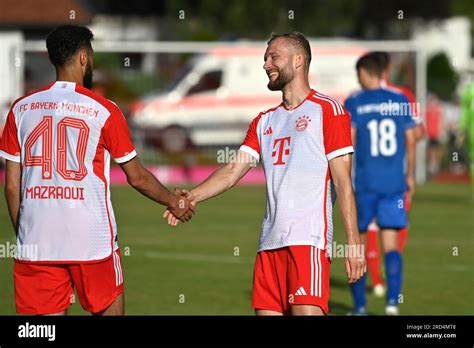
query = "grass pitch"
xmin=0 ymin=182 xmax=472 ymax=315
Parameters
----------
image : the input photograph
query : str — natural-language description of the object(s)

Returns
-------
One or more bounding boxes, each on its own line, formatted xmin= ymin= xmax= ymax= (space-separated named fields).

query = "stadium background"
xmin=0 ymin=0 xmax=472 ymax=315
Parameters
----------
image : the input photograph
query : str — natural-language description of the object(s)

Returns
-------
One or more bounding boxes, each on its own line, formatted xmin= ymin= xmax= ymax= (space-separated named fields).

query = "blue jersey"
xmin=345 ymin=88 xmax=416 ymax=194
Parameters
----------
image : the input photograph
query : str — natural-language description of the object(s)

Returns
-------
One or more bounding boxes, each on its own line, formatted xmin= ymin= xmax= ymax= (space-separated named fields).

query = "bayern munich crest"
xmin=295 ymin=115 xmax=311 ymax=132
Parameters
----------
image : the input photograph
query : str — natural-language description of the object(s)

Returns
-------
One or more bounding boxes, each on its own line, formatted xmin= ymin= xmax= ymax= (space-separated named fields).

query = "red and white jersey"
xmin=239 ymin=89 xmax=353 ymax=257
xmin=0 ymin=81 xmax=136 ymax=263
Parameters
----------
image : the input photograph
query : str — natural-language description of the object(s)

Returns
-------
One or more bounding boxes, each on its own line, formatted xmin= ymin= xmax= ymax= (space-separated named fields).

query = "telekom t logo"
xmin=272 ymin=136 xmax=291 ymax=165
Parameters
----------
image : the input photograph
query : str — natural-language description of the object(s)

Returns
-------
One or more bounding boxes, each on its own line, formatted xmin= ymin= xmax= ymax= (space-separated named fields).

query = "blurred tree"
xmin=83 ymin=0 xmax=472 ymax=45
xmin=354 ymin=0 xmax=451 ymax=38
xmin=163 ymin=0 xmax=360 ymax=40
xmin=159 ymin=0 xmax=471 ymax=41
xmin=427 ymin=52 xmax=459 ymax=101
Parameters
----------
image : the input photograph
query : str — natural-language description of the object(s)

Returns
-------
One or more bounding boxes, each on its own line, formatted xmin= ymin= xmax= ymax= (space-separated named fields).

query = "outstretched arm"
xmin=120 ymin=157 xmax=194 ymax=221
xmin=328 ymin=153 xmax=366 ymax=283
xmin=191 ymin=151 xmax=255 ymax=203
xmin=164 ymin=151 xmax=256 ymax=226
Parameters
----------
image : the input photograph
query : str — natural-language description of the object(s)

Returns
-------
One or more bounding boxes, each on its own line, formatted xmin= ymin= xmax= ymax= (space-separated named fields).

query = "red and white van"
xmin=129 ymin=43 xmax=365 ymax=152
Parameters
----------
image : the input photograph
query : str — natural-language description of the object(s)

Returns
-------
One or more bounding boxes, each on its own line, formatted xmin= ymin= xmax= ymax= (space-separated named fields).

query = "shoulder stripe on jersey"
xmin=314 ymin=94 xmax=340 ymax=116
xmin=314 ymin=92 xmax=344 ymax=115
xmin=318 ymin=92 xmax=344 ymax=114
xmin=315 ymin=92 xmax=342 ymax=110
xmin=312 ymin=93 xmax=344 ymax=115
xmin=312 ymin=93 xmax=336 ymax=114
xmin=333 ymin=97 xmax=345 ymax=114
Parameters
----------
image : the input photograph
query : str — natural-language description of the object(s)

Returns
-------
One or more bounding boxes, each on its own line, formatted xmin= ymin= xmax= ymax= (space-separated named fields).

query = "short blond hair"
xmin=268 ymin=32 xmax=312 ymax=72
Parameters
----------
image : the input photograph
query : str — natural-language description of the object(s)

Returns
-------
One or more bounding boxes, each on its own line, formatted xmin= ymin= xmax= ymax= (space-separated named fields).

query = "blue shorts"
xmin=355 ymin=192 xmax=407 ymax=232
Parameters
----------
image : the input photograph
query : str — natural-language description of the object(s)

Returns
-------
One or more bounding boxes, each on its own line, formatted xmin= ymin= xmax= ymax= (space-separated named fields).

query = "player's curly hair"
xmin=46 ymin=25 xmax=93 ymax=68
xmin=268 ymin=31 xmax=312 ymax=73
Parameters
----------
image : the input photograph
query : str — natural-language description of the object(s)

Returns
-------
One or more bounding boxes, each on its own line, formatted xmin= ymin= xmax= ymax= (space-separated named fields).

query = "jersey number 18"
xmin=367 ymin=118 xmax=397 ymax=157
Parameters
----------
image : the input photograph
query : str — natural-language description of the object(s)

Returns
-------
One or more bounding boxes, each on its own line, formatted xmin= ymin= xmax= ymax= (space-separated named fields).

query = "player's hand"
xmin=163 ymin=188 xmax=196 ymax=227
xmin=165 ymin=189 xmax=195 ymax=224
xmin=344 ymin=241 xmax=366 ymax=284
xmin=406 ymin=175 xmax=415 ymax=199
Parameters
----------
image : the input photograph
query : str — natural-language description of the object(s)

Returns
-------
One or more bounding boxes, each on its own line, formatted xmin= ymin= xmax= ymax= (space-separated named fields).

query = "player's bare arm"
xmin=328 ymin=153 xmax=366 ymax=283
xmin=120 ymin=157 xmax=195 ymax=222
xmin=190 ymin=151 xmax=255 ymax=202
xmin=163 ymin=150 xmax=255 ymax=226
xmin=351 ymin=128 xmax=357 ymax=147
xmin=405 ymin=127 xmax=416 ymax=198
xmin=414 ymin=123 xmax=425 ymax=142
xmin=4 ymin=160 xmax=21 ymax=233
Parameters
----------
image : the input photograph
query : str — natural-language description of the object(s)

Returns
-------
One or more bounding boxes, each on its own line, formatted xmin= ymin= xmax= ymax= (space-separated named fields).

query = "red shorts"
xmin=14 ymin=249 xmax=124 ymax=314
xmin=252 ymin=246 xmax=330 ymax=315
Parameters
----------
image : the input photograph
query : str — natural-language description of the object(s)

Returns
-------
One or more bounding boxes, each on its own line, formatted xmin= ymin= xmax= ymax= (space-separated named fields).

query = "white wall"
xmin=0 ymin=32 xmax=24 ymax=110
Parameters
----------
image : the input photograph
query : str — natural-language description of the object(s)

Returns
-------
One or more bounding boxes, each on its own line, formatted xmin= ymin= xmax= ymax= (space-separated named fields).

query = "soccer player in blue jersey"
xmin=344 ymin=54 xmax=417 ymax=315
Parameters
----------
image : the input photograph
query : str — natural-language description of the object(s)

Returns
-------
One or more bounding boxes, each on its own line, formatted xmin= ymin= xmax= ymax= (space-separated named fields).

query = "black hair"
xmin=368 ymin=51 xmax=390 ymax=70
xmin=268 ymin=31 xmax=312 ymax=72
xmin=46 ymin=25 xmax=93 ymax=68
xmin=356 ymin=54 xmax=383 ymax=77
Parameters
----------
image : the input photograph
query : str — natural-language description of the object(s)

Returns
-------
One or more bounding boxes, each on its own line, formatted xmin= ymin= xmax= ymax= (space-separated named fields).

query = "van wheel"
xmin=160 ymin=126 xmax=190 ymax=153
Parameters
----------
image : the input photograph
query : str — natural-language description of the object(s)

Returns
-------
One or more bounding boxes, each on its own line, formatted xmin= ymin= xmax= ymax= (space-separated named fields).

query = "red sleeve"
xmin=401 ymin=87 xmax=421 ymax=120
xmin=399 ymin=86 xmax=415 ymax=105
xmin=102 ymin=105 xmax=137 ymax=163
xmin=239 ymin=113 xmax=262 ymax=161
xmin=0 ymin=109 xmax=21 ymax=162
xmin=323 ymin=103 xmax=354 ymax=161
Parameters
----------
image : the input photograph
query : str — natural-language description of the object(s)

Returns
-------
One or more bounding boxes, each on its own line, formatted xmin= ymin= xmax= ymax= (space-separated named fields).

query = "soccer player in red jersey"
xmin=164 ymin=32 xmax=366 ymax=316
xmin=0 ymin=25 xmax=194 ymax=316
xmin=362 ymin=51 xmax=424 ymax=297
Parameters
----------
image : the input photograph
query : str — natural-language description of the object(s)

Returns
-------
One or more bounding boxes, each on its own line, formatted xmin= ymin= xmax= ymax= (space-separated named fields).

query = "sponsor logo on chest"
xmin=267 ymin=115 xmax=313 ymax=165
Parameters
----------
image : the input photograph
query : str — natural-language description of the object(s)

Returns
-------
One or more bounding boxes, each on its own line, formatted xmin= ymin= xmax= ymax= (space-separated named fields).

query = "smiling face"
xmin=263 ymin=38 xmax=296 ymax=91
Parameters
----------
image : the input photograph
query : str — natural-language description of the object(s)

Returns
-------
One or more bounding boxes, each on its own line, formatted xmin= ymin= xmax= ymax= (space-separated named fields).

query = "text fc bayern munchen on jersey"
xmin=0 ymin=81 xmax=137 ymax=263
xmin=239 ymin=89 xmax=353 ymax=258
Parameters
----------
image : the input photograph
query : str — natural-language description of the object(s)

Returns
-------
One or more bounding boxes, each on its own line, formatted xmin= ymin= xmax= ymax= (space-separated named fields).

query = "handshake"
xmin=163 ymin=188 xmax=196 ymax=226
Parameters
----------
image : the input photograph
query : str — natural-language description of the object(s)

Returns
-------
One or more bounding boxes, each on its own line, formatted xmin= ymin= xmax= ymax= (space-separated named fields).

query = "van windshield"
xmin=162 ymin=60 xmax=194 ymax=93
xmin=187 ymin=70 xmax=222 ymax=96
